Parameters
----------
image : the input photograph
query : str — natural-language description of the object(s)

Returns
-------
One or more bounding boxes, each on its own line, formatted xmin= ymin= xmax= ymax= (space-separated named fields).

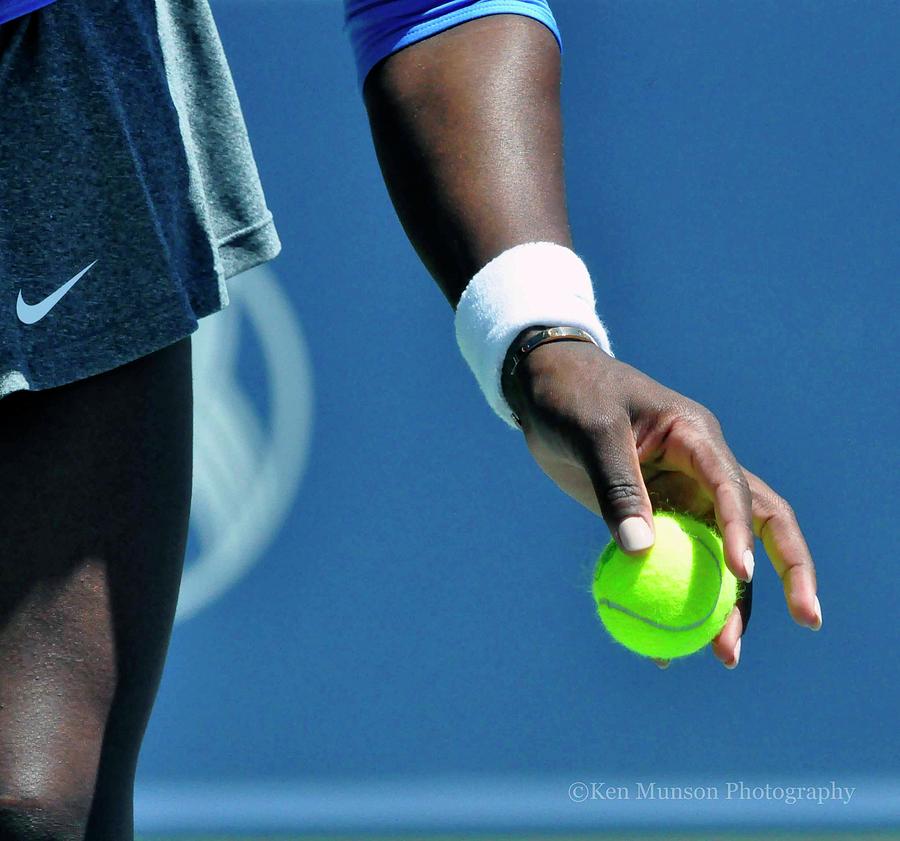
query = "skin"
xmin=364 ymin=13 xmax=821 ymax=670
xmin=0 ymin=337 xmax=193 ymax=839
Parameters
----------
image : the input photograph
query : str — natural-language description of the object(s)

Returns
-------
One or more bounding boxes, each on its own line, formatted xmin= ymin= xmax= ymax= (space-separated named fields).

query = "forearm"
xmin=362 ymin=13 xmax=571 ymax=309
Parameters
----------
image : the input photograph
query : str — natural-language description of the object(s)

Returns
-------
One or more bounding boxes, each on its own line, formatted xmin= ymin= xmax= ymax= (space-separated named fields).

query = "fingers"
xmin=654 ymin=414 xmax=820 ymax=633
xmin=578 ymin=417 xmax=656 ymax=556
xmin=712 ymin=606 xmax=744 ymax=668
xmin=743 ymin=468 xmax=822 ymax=631
xmin=658 ymin=412 xmax=755 ymax=583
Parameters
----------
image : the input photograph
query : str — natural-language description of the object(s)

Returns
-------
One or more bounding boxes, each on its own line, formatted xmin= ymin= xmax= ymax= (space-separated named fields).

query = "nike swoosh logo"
xmin=16 ymin=260 xmax=98 ymax=324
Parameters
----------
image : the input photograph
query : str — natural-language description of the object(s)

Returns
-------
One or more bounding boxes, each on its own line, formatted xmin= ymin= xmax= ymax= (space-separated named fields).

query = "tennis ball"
xmin=592 ymin=511 xmax=739 ymax=660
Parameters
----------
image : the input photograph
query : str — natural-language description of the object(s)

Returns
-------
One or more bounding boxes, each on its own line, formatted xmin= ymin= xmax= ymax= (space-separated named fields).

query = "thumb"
xmin=581 ymin=420 xmax=655 ymax=555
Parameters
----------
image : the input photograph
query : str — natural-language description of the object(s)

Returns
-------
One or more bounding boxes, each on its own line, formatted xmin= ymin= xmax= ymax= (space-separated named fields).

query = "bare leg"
xmin=0 ymin=336 xmax=194 ymax=841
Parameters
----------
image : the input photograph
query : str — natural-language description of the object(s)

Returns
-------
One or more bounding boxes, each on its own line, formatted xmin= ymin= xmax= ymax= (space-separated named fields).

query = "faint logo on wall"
xmin=175 ymin=264 xmax=314 ymax=623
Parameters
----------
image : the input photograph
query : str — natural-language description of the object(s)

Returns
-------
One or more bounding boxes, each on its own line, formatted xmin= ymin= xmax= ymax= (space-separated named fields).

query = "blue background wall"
xmin=136 ymin=0 xmax=899 ymax=833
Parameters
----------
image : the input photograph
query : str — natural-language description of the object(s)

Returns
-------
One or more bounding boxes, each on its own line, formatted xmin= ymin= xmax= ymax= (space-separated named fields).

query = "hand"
xmin=501 ymin=328 xmax=822 ymax=670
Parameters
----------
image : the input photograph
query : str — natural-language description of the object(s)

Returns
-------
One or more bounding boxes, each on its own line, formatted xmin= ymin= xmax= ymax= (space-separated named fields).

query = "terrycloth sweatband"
xmin=454 ymin=242 xmax=615 ymax=430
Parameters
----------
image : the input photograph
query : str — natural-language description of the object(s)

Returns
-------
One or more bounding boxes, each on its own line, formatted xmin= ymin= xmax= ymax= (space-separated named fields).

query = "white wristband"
xmin=454 ymin=241 xmax=615 ymax=430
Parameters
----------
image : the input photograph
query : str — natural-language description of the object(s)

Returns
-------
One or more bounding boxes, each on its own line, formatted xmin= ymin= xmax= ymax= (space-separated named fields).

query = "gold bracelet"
xmin=507 ymin=326 xmax=599 ymax=379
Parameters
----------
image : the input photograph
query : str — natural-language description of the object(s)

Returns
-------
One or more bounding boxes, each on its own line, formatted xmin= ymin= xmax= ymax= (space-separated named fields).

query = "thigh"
xmin=0 ymin=336 xmax=193 ymax=839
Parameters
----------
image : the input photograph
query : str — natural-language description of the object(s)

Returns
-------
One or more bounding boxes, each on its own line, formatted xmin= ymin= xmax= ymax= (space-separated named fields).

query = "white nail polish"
xmin=725 ymin=637 xmax=742 ymax=669
xmin=618 ymin=517 xmax=653 ymax=552
xmin=811 ymin=596 xmax=823 ymax=631
xmin=742 ymin=548 xmax=755 ymax=581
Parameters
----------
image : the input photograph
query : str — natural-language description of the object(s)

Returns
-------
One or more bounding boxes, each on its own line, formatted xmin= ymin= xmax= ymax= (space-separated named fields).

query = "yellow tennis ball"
xmin=592 ymin=511 xmax=740 ymax=659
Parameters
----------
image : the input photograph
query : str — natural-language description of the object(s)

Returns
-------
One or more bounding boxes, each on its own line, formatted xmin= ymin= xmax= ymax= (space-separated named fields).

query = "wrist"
xmin=454 ymin=242 xmax=616 ymax=430
xmin=502 ymin=325 xmax=611 ymax=427
xmin=501 ymin=325 xmax=549 ymax=420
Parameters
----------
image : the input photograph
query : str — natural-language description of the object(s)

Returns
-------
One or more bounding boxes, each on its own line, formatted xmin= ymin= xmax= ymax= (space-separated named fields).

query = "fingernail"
xmin=655 ymin=659 xmax=670 ymax=670
xmin=725 ymin=638 xmax=742 ymax=669
xmin=810 ymin=596 xmax=823 ymax=631
xmin=742 ymin=548 xmax=755 ymax=582
xmin=618 ymin=517 xmax=653 ymax=552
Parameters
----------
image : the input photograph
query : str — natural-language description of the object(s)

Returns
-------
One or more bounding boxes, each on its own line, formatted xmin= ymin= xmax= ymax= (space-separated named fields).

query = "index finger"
xmin=657 ymin=413 xmax=756 ymax=583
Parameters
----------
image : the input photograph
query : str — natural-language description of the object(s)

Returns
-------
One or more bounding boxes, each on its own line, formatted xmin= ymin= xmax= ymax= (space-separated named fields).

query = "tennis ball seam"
xmin=595 ymin=532 xmax=724 ymax=633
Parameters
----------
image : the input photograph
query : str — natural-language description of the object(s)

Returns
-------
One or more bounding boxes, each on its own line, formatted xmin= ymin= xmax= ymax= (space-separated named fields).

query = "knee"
xmin=0 ymin=793 xmax=88 ymax=841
